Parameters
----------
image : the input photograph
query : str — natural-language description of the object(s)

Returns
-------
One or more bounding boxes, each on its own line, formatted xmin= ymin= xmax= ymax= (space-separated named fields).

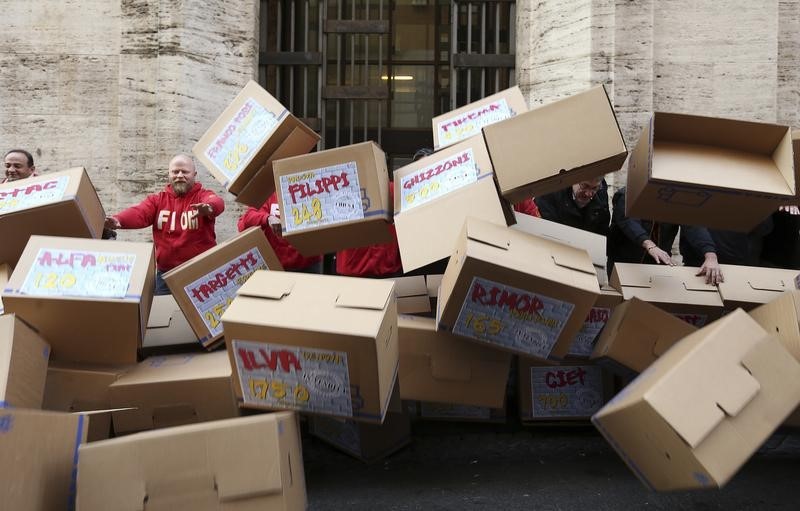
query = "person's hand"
xmin=190 ymin=203 xmax=215 ymax=217
xmin=642 ymin=241 xmax=673 ymax=265
xmin=267 ymin=215 xmax=283 ymax=237
xmin=104 ymin=216 xmax=121 ymax=230
xmin=697 ymin=253 xmax=723 ymax=285
xmin=779 ymin=205 xmax=800 ymax=215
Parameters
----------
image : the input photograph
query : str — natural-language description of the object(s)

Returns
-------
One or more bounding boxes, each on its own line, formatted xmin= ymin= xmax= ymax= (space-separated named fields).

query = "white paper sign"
xmin=205 ymin=98 xmax=281 ymax=182
xmin=279 ymin=161 xmax=364 ymax=233
xmin=0 ymin=175 xmax=70 ymax=215
xmin=568 ymin=307 xmax=611 ymax=357
xmin=436 ymin=98 xmax=513 ymax=148
xmin=233 ymin=339 xmax=353 ymax=417
xmin=20 ymin=248 xmax=136 ymax=299
xmin=452 ymin=277 xmax=575 ymax=358
xmin=400 ymin=148 xmax=479 ymax=212
xmin=184 ymin=248 xmax=269 ymax=337
xmin=531 ymin=365 xmax=603 ymax=418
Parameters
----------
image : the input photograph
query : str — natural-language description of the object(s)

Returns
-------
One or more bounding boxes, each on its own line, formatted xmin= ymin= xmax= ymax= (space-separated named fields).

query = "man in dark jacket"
xmin=535 ymin=176 xmax=610 ymax=236
xmin=607 ymin=187 xmax=723 ymax=284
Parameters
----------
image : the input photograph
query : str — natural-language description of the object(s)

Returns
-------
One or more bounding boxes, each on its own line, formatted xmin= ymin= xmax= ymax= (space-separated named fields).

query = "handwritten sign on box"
xmin=436 ymin=98 xmax=513 ymax=147
xmin=400 ymin=148 xmax=479 ymax=211
xmin=279 ymin=161 xmax=364 ymax=233
xmin=20 ymin=248 xmax=136 ymax=299
xmin=531 ymin=365 xmax=603 ymax=418
xmin=0 ymin=175 xmax=70 ymax=215
xmin=452 ymin=276 xmax=574 ymax=358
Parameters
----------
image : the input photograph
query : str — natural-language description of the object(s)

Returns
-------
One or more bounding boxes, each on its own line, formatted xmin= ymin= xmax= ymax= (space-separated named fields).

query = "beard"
xmin=172 ymin=181 xmax=191 ymax=195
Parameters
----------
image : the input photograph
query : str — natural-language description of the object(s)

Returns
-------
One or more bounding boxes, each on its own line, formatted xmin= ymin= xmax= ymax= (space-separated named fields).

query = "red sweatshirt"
xmin=336 ymin=183 xmax=402 ymax=277
xmin=238 ymin=193 xmax=323 ymax=271
xmin=513 ymin=198 xmax=541 ymax=217
xmin=113 ymin=183 xmax=224 ymax=271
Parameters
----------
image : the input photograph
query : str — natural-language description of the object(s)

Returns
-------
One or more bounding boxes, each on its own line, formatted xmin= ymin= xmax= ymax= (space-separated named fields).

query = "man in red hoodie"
xmin=238 ymin=192 xmax=323 ymax=273
xmin=104 ymin=154 xmax=225 ymax=295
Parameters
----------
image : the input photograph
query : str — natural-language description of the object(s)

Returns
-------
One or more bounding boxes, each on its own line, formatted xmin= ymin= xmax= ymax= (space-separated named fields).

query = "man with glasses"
xmin=535 ymin=176 xmax=610 ymax=236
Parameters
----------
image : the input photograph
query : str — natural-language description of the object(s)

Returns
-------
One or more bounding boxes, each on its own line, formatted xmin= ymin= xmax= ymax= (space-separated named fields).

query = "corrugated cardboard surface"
xmin=43 ymin=361 xmax=131 ymax=441
xmin=610 ymin=263 xmax=723 ymax=327
xmin=143 ymin=294 xmax=200 ymax=349
xmin=77 ymin=412 xmax=307 ymax=511
xmin=393 ymin=136 xmax=511 ymax=272
xmin=109 ymin=352 xmax=239 ymax=434
xmin=748 ymin=290 xmax=800 ymax=363
xmin=309 ymin=411 xmax=411 ymax=463
xmin=389 ymin=275 xmax=431 ymax=315
xmin=398 ymin=314 xmax=510 ymax=409
xmin=483 ymin=85 xmax=627 ymax=203
xmin=592 ymin=310 xmax=800 ymax=491
xmin=164 ymin=226 xmax=283 ymax=349
xmin=222 ymin=271 xmax=398 ymax=423
xmin=193 ymin=79 xmax=319 ymax=204
xmin=717 ymin=264 xmax=798 ymax=311
xmin=0 ymin=314 xmax=50 ymax=409
xmin=273 ymin=141 xmax=393 ymax=256
xmin=0 ymin=167 xmax=106 ymax=267
xmin=432 ymin=86 xmax=528 ymax=150
xmin=518 ymin=358 xmax=614 ymax=422
xmin=626 ymin=113 xmax=797 ymax=232
xmin=2 ymin=235 xmax=155 ymax=365
xmin=591 ymin=297 xmax=696 ymax=376
xmin=437 ymin=217 xmax=600 ymax=360
xmin=0 ymin=408 xmax=87 ymax=510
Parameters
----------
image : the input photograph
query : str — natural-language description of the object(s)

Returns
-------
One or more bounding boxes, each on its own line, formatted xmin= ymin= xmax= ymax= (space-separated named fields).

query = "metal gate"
xmin=258 ymin=0 xmax=515 ymax=166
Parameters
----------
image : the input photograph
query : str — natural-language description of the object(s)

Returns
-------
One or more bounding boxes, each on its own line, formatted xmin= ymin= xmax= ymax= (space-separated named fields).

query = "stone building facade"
xmin=1 ymin=0 xmax=798 ymax=242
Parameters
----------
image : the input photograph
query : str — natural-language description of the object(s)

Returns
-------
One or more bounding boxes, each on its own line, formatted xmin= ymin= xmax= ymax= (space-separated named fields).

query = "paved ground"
xmin=303 ymin=422 xmax=800 ymax=510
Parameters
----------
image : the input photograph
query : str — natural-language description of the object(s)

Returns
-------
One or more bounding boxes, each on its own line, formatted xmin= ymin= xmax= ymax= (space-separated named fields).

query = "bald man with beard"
xmin=105 ymin=154 xmax=225 ymax=295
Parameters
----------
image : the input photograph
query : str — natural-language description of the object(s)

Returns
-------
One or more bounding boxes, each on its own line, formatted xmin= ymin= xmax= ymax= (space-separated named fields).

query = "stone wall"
xmin=516 ymin=0 xmax=800 ymax=188
xmin=0 ymin=0 xmax=260 ymax=243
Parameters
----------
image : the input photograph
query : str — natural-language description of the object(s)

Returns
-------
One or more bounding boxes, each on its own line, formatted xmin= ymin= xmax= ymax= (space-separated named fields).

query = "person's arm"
xmin=611 ymin=189 xmax=672 ymax=265
xmin=683 ymin=225 xmax=723 ymax=284
xmin=190 ymin=190 xmax=225 ymax=218
xmin=108 ymin=195 xmax=159 ymax=229
xmin=238 ymin=206 xmax=269 ymax=231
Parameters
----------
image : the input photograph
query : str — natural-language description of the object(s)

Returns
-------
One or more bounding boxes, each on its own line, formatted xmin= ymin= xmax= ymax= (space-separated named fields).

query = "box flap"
xmin=147 ymin=296 xmax=180 ymax=328
xmin=237 ymin=271 xmax=295 ymax=300
xmin=336 ymin=285 xmax=391 ymax=311
xmin=465 ymin=219 xmax=511 ymax=251
xmin=551 ymin=250 xmax=597 ymax=275
xmin=646 ymin=311 xmax=764 ymax=448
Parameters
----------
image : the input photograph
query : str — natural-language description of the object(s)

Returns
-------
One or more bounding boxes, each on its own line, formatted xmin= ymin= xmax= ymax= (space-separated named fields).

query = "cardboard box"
xmin=309 ymin=411 xmax=411 ymax=463
xmin=163 ymin=226 xmax=283 ymax=350
xmin=717 ymin=264 xmax=798 ymax=311
xmin=625 ymin=113 xmax=797 ymax=232
xmin=193 ymin=80 xmax=320 ymax=208
xmin=393 ymin=136 xmax=511 ymax=272
xmin=412 ymin=400 xmax=507 ymax=423
xmin=2 ymin=235 xmax=155 ymax=365
xmin=566 ymin=287 xmax=623 ymax=358
xmin=592 ymin=310 xmax=800 ymax=491
xmin=273 ymin=141 xmax=393 ymax=256
xmin=518 ymin=358 xmax=613 ymax=422
xmin=222 ymin=271 xmax=398 ymax=423
xmin=432 ymin=85 xmax=528 ymax=150
xmin=0 ymin=167 xmax=106 ymax=267
xmin=390 ymin=275 xmax=431 ymax=315
xmin=748 ymin=290 xmax=800 ymax=363
xmin=398 ymin=314 xmax=510 ymax=408
xmin=143 ymin=295 xmax=200 ymax=349
xmin=610 ymin=263 xmax=723 ymax=327
xmin=42 ymin=362 xmax=131 ymax=441
xmin=426 ymin=274 xmax=443 ymax=313
xmin=0 ymin=408 xmax=88 ymax=510
xmin=511 ymin=212 xmax=608 ymax=287
xmin=0 ymin=263 xmax=10 ymax=314
xmin=591 ymin=297 xmax=697 ymax=377
xmin=77 ymin=412 xmax=306 ymax=511
xmin=436 ymin=217 xmax=600 ymax=360
xmin=0 ymin=314 xmax=50 ymax=409
xmin=483 ymin=85 xmax=627 ymax=203
xmin=109 ymin=352 xmax=239 ymax=434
